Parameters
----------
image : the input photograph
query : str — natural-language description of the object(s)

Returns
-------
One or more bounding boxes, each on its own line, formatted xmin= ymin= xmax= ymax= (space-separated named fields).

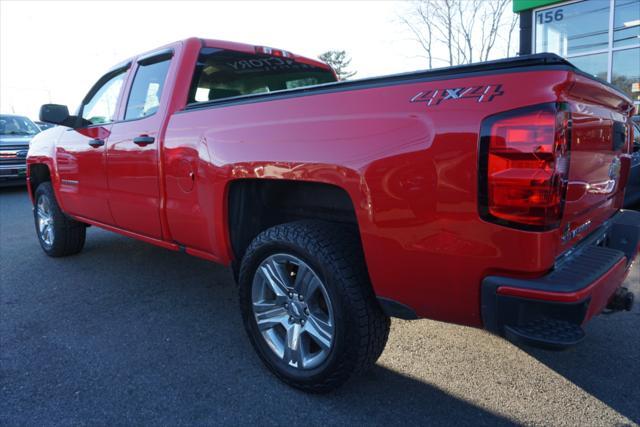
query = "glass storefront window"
xmin=614 ymin=0 xmax=640 ymax=48
xmin=568 ymin=52 xmax=609 ymax=80
xmin=533 ymin=0 xmax=640 ymax=113
xmin=612 ymin=48 xmax=640 ymax=108
xmin=535 ymin=1 xmax=610 ymax=56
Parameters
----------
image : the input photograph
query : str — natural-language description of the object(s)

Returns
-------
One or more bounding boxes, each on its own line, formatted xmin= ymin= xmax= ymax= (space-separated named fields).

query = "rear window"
xmin=187 ymin=48 xmax=336 ymax=104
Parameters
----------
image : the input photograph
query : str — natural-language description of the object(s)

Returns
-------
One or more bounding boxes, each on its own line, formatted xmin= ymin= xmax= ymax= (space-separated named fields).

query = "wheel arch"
xmin=27 ymin=163 xmax=52 ymax=204
xmin=226 ymin=178 xmax=360 ymax=265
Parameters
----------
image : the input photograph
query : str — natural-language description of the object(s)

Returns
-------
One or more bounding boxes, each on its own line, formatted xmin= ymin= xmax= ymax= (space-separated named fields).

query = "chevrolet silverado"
xmin=27 ymin=38 xmax=639 ymax=392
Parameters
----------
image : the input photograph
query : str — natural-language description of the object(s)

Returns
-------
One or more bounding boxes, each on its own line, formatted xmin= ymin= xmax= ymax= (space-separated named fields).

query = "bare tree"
xmin=506 ymin=13 xmax=519 ymax=58
xmin=431 ymin=0 xmax=456 ymax=66
xmin=400 ymin=0 xmax=518 ymax=68
xmin=456 ymin=0 xmax=481 ymax=64
xmin=479 ymin=0 xmax=510 ymax=61
xmin=398 ymin=1 xmax=435 ymax=69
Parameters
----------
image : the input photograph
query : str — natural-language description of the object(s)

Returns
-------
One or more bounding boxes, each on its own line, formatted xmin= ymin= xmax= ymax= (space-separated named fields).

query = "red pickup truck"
xmin=27 ymin=38 xmax=639 ymax=392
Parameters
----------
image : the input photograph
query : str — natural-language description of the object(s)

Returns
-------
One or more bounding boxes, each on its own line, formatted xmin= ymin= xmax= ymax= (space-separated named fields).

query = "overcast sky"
xmin=1 ymin=0 xmax=516 ymax=119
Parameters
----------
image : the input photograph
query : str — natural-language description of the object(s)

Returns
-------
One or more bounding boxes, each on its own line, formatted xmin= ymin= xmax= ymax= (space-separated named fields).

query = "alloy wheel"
xmin=36 ymin=194 xmax=54 ymax=247
xmin=251 ymin=253 xmax=335 ymax=370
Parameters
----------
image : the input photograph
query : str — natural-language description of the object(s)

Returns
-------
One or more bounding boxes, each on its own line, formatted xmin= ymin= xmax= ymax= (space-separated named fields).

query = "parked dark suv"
xmin=0 ymin=114 xmax=40 ymax=186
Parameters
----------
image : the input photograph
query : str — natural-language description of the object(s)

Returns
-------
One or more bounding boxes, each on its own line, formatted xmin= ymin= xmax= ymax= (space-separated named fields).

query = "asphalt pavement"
xmin=1 ymin=186 xmax=639 ymax=426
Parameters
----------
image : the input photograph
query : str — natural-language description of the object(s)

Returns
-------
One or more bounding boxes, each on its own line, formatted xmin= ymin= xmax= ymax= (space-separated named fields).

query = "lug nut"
xmin=300 ymin=319 xmax=305 ymax=325
xmin=288 ymin=292 xmax=294 ymax=299
xmin=285 ymin=303 xmax=289 ymax=309
xmin=289 ymin=316 xmax=294 ymax=323
xmin=304 ymin=308 xmax=310 ymax=315
xmin=298 ymin=294 xmax=304 ymax=301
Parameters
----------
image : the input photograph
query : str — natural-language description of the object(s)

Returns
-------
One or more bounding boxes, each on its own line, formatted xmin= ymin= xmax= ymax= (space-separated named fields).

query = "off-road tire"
xmin=33 ymin=182 xmax=86 ymax=257
xmin=239 ymin=220 xmax=390 ymax=392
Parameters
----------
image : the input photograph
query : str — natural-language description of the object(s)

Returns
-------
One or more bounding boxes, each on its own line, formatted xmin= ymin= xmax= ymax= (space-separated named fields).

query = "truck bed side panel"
xmin=164 ymin=69 xmax=582 ymax=326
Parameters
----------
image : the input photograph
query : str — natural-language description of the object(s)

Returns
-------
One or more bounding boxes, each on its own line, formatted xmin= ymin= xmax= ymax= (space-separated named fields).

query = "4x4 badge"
xmin=410 ymin=84 xmax=504 ymax=107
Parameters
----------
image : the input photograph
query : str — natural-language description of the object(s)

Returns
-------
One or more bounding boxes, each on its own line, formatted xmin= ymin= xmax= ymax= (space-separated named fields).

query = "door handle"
xmin=88 ymin=139 xmax=104 ymax=148
xmin=133 ymin=135 xmax=155 ymax=146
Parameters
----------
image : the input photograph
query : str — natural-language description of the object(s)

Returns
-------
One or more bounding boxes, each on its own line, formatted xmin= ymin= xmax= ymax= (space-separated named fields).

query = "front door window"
xmin=81 ymin=71 xmax=127 ymax=125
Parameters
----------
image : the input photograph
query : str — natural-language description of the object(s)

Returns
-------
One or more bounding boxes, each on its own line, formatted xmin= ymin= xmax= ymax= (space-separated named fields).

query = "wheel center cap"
xmin=289 ymin=300 xmax=306 ymax=319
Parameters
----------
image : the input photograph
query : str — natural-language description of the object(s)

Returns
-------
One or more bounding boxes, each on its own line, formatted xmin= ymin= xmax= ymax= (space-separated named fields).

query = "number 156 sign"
xmin=538 ymin=8 xmax=564 ymax=24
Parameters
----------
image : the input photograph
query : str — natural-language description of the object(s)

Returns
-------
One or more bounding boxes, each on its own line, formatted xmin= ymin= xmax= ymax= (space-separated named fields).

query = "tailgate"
xmin=559 ymin=72 xmax=635 ymax=251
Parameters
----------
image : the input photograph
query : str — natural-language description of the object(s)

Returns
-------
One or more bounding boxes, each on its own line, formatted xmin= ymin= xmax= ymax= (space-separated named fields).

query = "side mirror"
xmin=39 ymin=104 xmax=73 ymax=126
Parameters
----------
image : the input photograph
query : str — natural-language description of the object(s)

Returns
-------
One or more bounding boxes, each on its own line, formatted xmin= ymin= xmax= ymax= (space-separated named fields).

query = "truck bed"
xmin=164 ymin=52 xmax=634 ymax=326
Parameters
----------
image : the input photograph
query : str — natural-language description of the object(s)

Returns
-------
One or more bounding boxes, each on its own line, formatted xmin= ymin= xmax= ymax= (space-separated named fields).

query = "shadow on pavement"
xmin=324 ymin=365 xmax=514 ymax=425
xmin=520 ymin=263 xmax=640 ymax=423
xmin=1 ymin=215 xmax=513 ymax=425
xmin=3 ymin=185 xmax=637 ymax=424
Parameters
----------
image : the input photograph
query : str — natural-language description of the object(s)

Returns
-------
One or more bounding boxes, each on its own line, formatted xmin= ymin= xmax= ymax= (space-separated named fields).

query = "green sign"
xmin=513 ymin=0 xmax=565 ymax=13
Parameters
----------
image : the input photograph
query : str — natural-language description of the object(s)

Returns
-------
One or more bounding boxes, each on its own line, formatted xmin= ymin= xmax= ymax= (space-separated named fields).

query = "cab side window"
xmin=124 ymin=58 xmax=171 ymax=120
xmin=81 ymin=70 xmax=127 ymax=125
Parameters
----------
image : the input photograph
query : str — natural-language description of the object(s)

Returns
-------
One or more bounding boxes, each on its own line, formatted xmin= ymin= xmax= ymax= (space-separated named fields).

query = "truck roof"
xmin=108 ymin=37 xmax=332 ymax=74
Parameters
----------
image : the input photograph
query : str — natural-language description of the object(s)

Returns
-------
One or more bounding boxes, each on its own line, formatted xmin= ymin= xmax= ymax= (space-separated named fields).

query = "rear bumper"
xmin=481 ymin=209 xmax=640 ymax=349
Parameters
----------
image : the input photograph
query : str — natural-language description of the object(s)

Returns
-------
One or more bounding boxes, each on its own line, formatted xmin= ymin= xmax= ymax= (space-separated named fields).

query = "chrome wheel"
xmin=252 ymin=253 xmax=335 ymax=370
xmin=36 ymin=194 xmax=54 ymax=247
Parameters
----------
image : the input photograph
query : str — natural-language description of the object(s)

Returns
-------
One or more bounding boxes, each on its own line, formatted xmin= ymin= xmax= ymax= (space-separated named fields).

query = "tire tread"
xmin=239 ymin=220 xmax=390 ymax=392
xmin=34 ymin=182 xmax=85 ymax=257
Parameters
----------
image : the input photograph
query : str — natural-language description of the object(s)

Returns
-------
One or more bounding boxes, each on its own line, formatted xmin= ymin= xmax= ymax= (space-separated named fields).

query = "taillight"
xmin=478 ymin=103 xmax=570 ymax=230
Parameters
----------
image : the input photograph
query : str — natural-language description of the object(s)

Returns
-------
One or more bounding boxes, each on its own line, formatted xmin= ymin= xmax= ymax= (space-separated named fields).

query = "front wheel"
xmin=33 ymin=182 xmax=86 ymax=257
xmin=239 ymin=220 xmax=390 ymax=392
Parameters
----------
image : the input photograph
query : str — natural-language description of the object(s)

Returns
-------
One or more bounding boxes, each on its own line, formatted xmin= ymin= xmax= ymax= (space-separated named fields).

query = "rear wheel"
xmin=33 ymin=182 xmax=86 ymax=257
xmin=239 ymin=220 xmax=390 ymax=392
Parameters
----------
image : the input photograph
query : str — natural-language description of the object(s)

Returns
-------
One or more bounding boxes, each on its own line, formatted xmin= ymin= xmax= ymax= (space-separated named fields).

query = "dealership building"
xmin=515 ymin=0 xmax=640 ymax=112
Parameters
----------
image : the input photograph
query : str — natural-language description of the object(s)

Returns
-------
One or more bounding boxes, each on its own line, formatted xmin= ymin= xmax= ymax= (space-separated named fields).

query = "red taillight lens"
xmin=479 ymin=104 xmax=570 ymax=229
